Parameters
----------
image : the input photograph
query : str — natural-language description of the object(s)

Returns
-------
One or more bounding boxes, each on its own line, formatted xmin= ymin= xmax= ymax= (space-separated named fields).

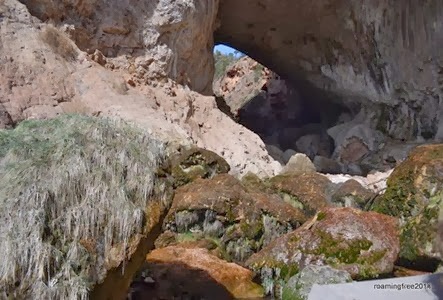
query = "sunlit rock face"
xmin=20 ymin=0 xmax=219 ymax=95
xmin=215 ymin=0 xmax=443 ymax=142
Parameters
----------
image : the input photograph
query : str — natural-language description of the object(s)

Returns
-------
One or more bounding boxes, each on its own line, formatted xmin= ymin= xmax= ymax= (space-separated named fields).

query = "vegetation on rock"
xmin=370 ymin=145 xmax=443 ymax=266
xmin=160 ymin=174 xmax=306 ymax=263
xmin=246 ymin=208 xmax=399 ymax=296
xmin=169 ymin=147 xmax=230 ymax=188
xmin=282 ymin=265 xmax=352 ymax=300
xmin=0 ymin=115 xmax=169 ymax=299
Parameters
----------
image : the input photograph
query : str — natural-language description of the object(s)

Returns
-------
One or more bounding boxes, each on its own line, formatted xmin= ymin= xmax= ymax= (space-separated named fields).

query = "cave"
xmin=213 ymin=44 xmax=362 ymax=174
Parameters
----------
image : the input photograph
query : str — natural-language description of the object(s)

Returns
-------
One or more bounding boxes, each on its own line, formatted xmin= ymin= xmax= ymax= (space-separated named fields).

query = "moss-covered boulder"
xmin=246 ymin=208 xmax=399 ymax=296
xmin=370 ymin=144 xmax=443 ymax=266
xmin=0 ymin=115 xmax=172 ymax=299
xmin=241 ymin=171 xmax=271 ymax=193
xmin=169 ymin=147 xmax=230 ymax=187
xmin=160 ymin=174 xmax=307 ymax=263
xmin=331 ymin=179 xmax=375 ymax=209
xmin=269 ymin=173 xmax=334 ymax=215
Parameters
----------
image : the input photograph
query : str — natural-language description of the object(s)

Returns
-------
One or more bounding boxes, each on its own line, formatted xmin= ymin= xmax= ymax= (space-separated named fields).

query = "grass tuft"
xmin=0 ymin=114 xmax=167 ymax=299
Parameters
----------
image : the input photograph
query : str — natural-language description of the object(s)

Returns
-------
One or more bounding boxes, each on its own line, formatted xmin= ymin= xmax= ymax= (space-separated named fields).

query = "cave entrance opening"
xmin=213 ymin=44 xmax=356 ymax=173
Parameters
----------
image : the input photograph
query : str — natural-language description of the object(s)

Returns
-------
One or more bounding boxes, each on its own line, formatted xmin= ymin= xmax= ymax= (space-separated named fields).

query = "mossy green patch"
xmin=399 ymin=194 xmax=441 ymax=261
xmin=280 ymin=192 xmax=305 ymax=210
xmin=371 ymin=170 xmax=418 ymax=219
xmin=311 ymin=230 xmax=372 ymax=264
xmin=317 ymin=212 xmax=326 ymax=221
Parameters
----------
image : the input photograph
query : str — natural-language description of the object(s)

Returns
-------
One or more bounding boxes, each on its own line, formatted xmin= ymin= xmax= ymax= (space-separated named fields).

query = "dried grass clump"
xmin=40 ymin=24 xmax=79 ymax=61
xmin=0 ymin=114 xmax=167 ymax=299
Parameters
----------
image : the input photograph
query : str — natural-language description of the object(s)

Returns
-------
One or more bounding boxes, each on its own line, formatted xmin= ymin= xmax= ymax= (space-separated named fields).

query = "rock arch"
xmin=215 ymin=0 xmax=443 ymax=141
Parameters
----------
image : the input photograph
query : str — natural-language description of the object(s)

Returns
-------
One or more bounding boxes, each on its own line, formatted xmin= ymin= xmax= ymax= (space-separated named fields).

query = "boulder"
xmin=247 ymin=208 xmax=400 ymax=295
xmin=169 ymin=147 xmax=230 ymax=187
xmin=281 ymin=153 xmax=316 ymax=176
xmin=327 ymin=115 xmax=386 ymax=165
xmin=282 ymin=265 xmax=352 ymax=300
xmin=213 ymin=56 xmax=270 ymax=117
xmin=135 ymin=245 xmax=264 ymax=299
xmin=338 ymin=137 xmax=370 ymax=164
xmin=296 ymin=134 xmax=332 ymax=159
xmin=241 ymin=171 xmax=270 ymax=193
xmin=266 ymin=144 xmax=285 ymax=165
xmin=161 ymin=174 xmax=306 ymax=262
xmin=270 ymin=173 xmax=333 ymax=214
xmin=283 ymin=149 xmax=297 ymax=164
xmin=332 ymin=180 xmax=375 ymax=209
xmin=371 ymin=144 xmax=443 ymax=266
xmin=314 ymin=155 xmax=343 ymax=174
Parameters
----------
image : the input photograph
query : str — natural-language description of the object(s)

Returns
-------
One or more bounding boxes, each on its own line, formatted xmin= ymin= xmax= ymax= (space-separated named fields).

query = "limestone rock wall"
xmin=20 ymin=0 xmax=219 ymax=95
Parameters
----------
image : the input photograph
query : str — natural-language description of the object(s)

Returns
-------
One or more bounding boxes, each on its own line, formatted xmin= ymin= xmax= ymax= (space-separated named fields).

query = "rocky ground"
xmin=0 ymin=1 xmax=442 ymax=300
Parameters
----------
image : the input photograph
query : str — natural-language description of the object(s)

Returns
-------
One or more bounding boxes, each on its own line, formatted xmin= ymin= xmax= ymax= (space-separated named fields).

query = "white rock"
xmin=281 ymin=153 xmax=316 ymax=176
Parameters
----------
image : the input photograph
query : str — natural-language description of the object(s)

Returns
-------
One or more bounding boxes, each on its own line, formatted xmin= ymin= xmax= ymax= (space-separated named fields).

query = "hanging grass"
xmin=0 ymin=114 xmax=168 ymax=299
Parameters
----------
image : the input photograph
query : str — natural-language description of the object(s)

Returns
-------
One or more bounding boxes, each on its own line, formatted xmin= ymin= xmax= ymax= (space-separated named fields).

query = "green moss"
xmin=239 ymin=220 xmax=263 ymax=239
xmin=371 ymin=170 xmax=418 ymax=219
xmin=279 ymin=264 xmax=300 ymax=282
xmin=311 ymin=230 xmax=372 ymax=265
xmin=285 ymin=230 xmax=385 ymax=279
xmin=399 ymin=195 xmax=441 ymax=261
xmin=317 ymin=212 xmax=326 ymax=221
xmin=177 ymin=232 xmax=201 ymax=243
xmin=282 ymin=283 xmax=304 ymax=300
xmin=280 ymin=192 xmax=304 ymax=210
xmin=241 ymin=172 xmax=270 ymax=192
xmin=358 ymin=265 xmax=381 ymax=279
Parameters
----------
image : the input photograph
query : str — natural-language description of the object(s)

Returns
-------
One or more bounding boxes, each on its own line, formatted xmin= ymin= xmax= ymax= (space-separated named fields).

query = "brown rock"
xmin=270 ymin=173 xmax=333 ymax=214
xmin=332 ymin=179 xmax=375 ymax=209
xmin=144 ymin=246 xmax=264 ymax=299
xmin=247 ymin=208 xmax=400 ymax=283
xmin=393 ymin=266 xmax=430 ymax=278
xmin=169 ymin=147 xmax=230 ymax=187
xmin=339 ymin=137 xmax=370 ymax=164
xmin=314 ymin=155 xmax=343 ymax=174
xmin=163 ymin=174 xmax=306 ymax=262
xmin=371 ymin=144 xmax=443 ymax=265
xmin=0 ymin=108 xmax=13 ymax=129
xmin=213 ymin=56 xmax=300 ymax=120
